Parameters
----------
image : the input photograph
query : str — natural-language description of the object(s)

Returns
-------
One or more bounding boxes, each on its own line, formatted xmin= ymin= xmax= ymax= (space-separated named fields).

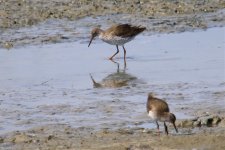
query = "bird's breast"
xmin=148 ymin=111 xmax=158 ymax=120
xmin=148 ymin=111 xmax=170 ymax=122
xmin=99 ymin=34 xmax=134 ymax=46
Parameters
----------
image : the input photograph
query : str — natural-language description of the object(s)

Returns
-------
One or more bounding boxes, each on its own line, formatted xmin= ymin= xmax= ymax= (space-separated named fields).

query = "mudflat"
xmin=1 ymin=0 xmax=225 ymax=48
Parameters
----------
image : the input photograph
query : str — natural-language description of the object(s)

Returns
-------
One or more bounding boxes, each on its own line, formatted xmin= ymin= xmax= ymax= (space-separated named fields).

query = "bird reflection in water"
xmin=90 ymin=60 xmax=138 ymax=88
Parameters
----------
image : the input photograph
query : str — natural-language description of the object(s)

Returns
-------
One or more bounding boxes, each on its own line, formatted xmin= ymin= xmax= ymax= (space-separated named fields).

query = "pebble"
xmin=177 ymin=115 xmax=222 ymax=128
xmin=117 ymin=129 xmax=134 ymax=134
xmin=177 ymin=119 xmax=194 ymax=128
xmin=3 ymin=42 xmax=13 ymax=49
xmin=0 ymin=137 xmax=4 ymax=143
xmin=12 ymin=134 xmax=30 ymax=143
xmin=197 ymin=115 xmax=221 ymax=127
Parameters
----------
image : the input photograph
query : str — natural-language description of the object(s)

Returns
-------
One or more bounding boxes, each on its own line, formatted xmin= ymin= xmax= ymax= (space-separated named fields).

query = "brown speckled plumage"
xmin=146 ymin=93 xmax=178 ymax=135
xmin=88 ymin=24 xmax=146 ymax=60
xmin=104 ymin=24 xmax=146 ymax=38
xmin=147 ymin=93 xmax=169 ymax=114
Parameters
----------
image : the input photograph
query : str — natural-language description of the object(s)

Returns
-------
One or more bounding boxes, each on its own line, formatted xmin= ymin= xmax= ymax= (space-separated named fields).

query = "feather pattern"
xmin=98 ymin=24 xmax=146 ymax=45
xmin=146 ymin=93 xmax=170 ymax=121
xmin=88 ymin=24 xmax=146 ymax=60
xmin=99 ymin=34 xmax=134 ymax=45
xmin=105 ymin=24 xmax=146 ymax=37
xmin=146 ymin=93 xmax=178 ymax=134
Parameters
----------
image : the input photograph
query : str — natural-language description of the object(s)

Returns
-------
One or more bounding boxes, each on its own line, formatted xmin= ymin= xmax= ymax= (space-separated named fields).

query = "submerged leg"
xmin=109 ymin=45 xmax=119 ymax=60
xmin=122 ymin=46 xmax=127 ymax=67
xmin=122 ymin=46 xmax=126 ymax=60
xmin=164 ymin=122 xmax=168 ymax=135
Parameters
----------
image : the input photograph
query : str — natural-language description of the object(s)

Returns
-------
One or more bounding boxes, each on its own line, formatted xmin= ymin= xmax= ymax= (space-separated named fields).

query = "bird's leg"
xmin=173 ymin=123 xmax=178 ymax=133
xmin=156 ymin=121 xmax=160 ymax=136
xmin=122 ymin=46 xmax=127 ymax=68
xmin=164 ymin=122 xmax=168 ymax=135
xmin=122 ymin=46 xmax=126 ymax=60
xmin=109 ymin=45 xmax=119 ymax=60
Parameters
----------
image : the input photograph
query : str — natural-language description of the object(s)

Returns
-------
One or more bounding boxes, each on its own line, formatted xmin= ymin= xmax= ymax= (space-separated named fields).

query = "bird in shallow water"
xmin=146 ymin=93 xmax=178 ymax=135
xmin=88 ymin=24 xmax=146 ymax=60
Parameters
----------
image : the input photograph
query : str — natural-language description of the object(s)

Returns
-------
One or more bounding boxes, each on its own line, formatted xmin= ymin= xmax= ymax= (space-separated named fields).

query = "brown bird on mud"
xmin=146 ymin=93 xmax=178 ymax=135
xmin=88 ymin=24 xmax=146 ymax=60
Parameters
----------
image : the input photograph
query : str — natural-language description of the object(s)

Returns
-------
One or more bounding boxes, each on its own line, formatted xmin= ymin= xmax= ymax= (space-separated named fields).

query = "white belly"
xmin=148 ymin=111 xmax=169 ymax=122
xmin=148 ymin=111 xmax=158 ymax=120
xmin=99 ymin=35 xmax=134 ymax=46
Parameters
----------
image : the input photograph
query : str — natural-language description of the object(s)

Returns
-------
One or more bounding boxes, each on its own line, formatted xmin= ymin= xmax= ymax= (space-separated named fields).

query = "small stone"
xmin=218 ymin=118 xmax=225 ymax=127
xmin=198 ymin=116 xmax=212 ymax=126
xmin=117 ymin=129 xmax=134 ymax=134
xmin=197 ymin=115 xmax=221 ymax=127
xmin=193 ymin=120 xmax=201 ymax=127
xmin=12 ymin=134 xmax=30 ymax=143
xmin=191 ymin=117 xmax=198 ymax=122
xmin=3 ymin=42 xmax=13 ymax=49
xmin=127 ymin=144 xmax=153 ymax=150
xmin=134 ymin=121 xmax=144 ymax=125
xmin=142 ymin=129 xmax=152 ymax=134
xmin=102 ymin=129 xmax=109 ymax=134
xmin=0 ymin=137 xmax=4 ymax=143
xmin=47 ymin=135 xmax=54 ymax=140
xmin=212 ymin=116 xmax=221 ymax=125
xmin=177 ymin=120 xmax=194 ymax=128
xmin=66 ymin=131 xmax=71 ymax=134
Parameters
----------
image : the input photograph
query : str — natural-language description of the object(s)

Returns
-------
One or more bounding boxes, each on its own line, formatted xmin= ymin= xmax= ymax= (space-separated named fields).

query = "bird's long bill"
xmin=173 ymin=123 xmax=178 ymax=133
xmin=88 ymin=36 xmax=94 ymax=47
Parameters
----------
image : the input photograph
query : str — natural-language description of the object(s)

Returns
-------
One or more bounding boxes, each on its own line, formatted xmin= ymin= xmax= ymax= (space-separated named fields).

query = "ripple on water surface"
xmin=0 ymin=27 xmax=224 ymax=134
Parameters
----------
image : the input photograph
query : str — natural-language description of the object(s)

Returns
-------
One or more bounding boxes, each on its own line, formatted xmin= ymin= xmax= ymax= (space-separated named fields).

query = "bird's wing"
xmin=152 ymin=98 xmax=170 ymax=113
xmin=106 ymin=24 xmax=146 ymax=38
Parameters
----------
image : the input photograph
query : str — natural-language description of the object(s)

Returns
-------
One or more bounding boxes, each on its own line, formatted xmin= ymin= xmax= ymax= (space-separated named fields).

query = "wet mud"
xmin=0 ymin=1 xmax=225 ymax=48
xmin=1 ymin=123 xmax=225 ymax=150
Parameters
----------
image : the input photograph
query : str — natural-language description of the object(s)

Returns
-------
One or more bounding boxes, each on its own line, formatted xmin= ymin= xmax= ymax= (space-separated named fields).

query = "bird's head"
xmin=88 ymin=28 xmax=101 ymax=47
xmin=168 ymin=113 xmax=178 ymax=133
xmin=168 ymin=113 xmax=176 ymax=123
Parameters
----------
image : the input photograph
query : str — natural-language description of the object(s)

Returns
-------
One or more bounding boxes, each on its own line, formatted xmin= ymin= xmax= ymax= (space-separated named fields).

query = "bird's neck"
xmin=96 ymin=28 xmax=104 ymax=36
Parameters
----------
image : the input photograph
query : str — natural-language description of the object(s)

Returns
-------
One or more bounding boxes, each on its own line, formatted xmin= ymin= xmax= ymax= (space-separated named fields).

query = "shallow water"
xmin=0 ymin=27 xmax=224 ymax=135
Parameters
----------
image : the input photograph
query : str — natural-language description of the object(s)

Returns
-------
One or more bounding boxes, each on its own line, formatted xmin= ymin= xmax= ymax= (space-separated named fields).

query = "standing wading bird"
xmin=146 ymin=93 xmax=178 ymax=135
xmin=88 ymin=24 xmax=146 ymax=60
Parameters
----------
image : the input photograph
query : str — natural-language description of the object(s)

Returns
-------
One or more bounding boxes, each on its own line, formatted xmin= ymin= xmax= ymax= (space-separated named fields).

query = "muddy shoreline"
xmin=1 ymin=122 xmax=225 ymax=150
xmin=1 ymin=0 xmax=225 ymax=29
xmin=0 ymin=0 xmax=225 ymax=49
